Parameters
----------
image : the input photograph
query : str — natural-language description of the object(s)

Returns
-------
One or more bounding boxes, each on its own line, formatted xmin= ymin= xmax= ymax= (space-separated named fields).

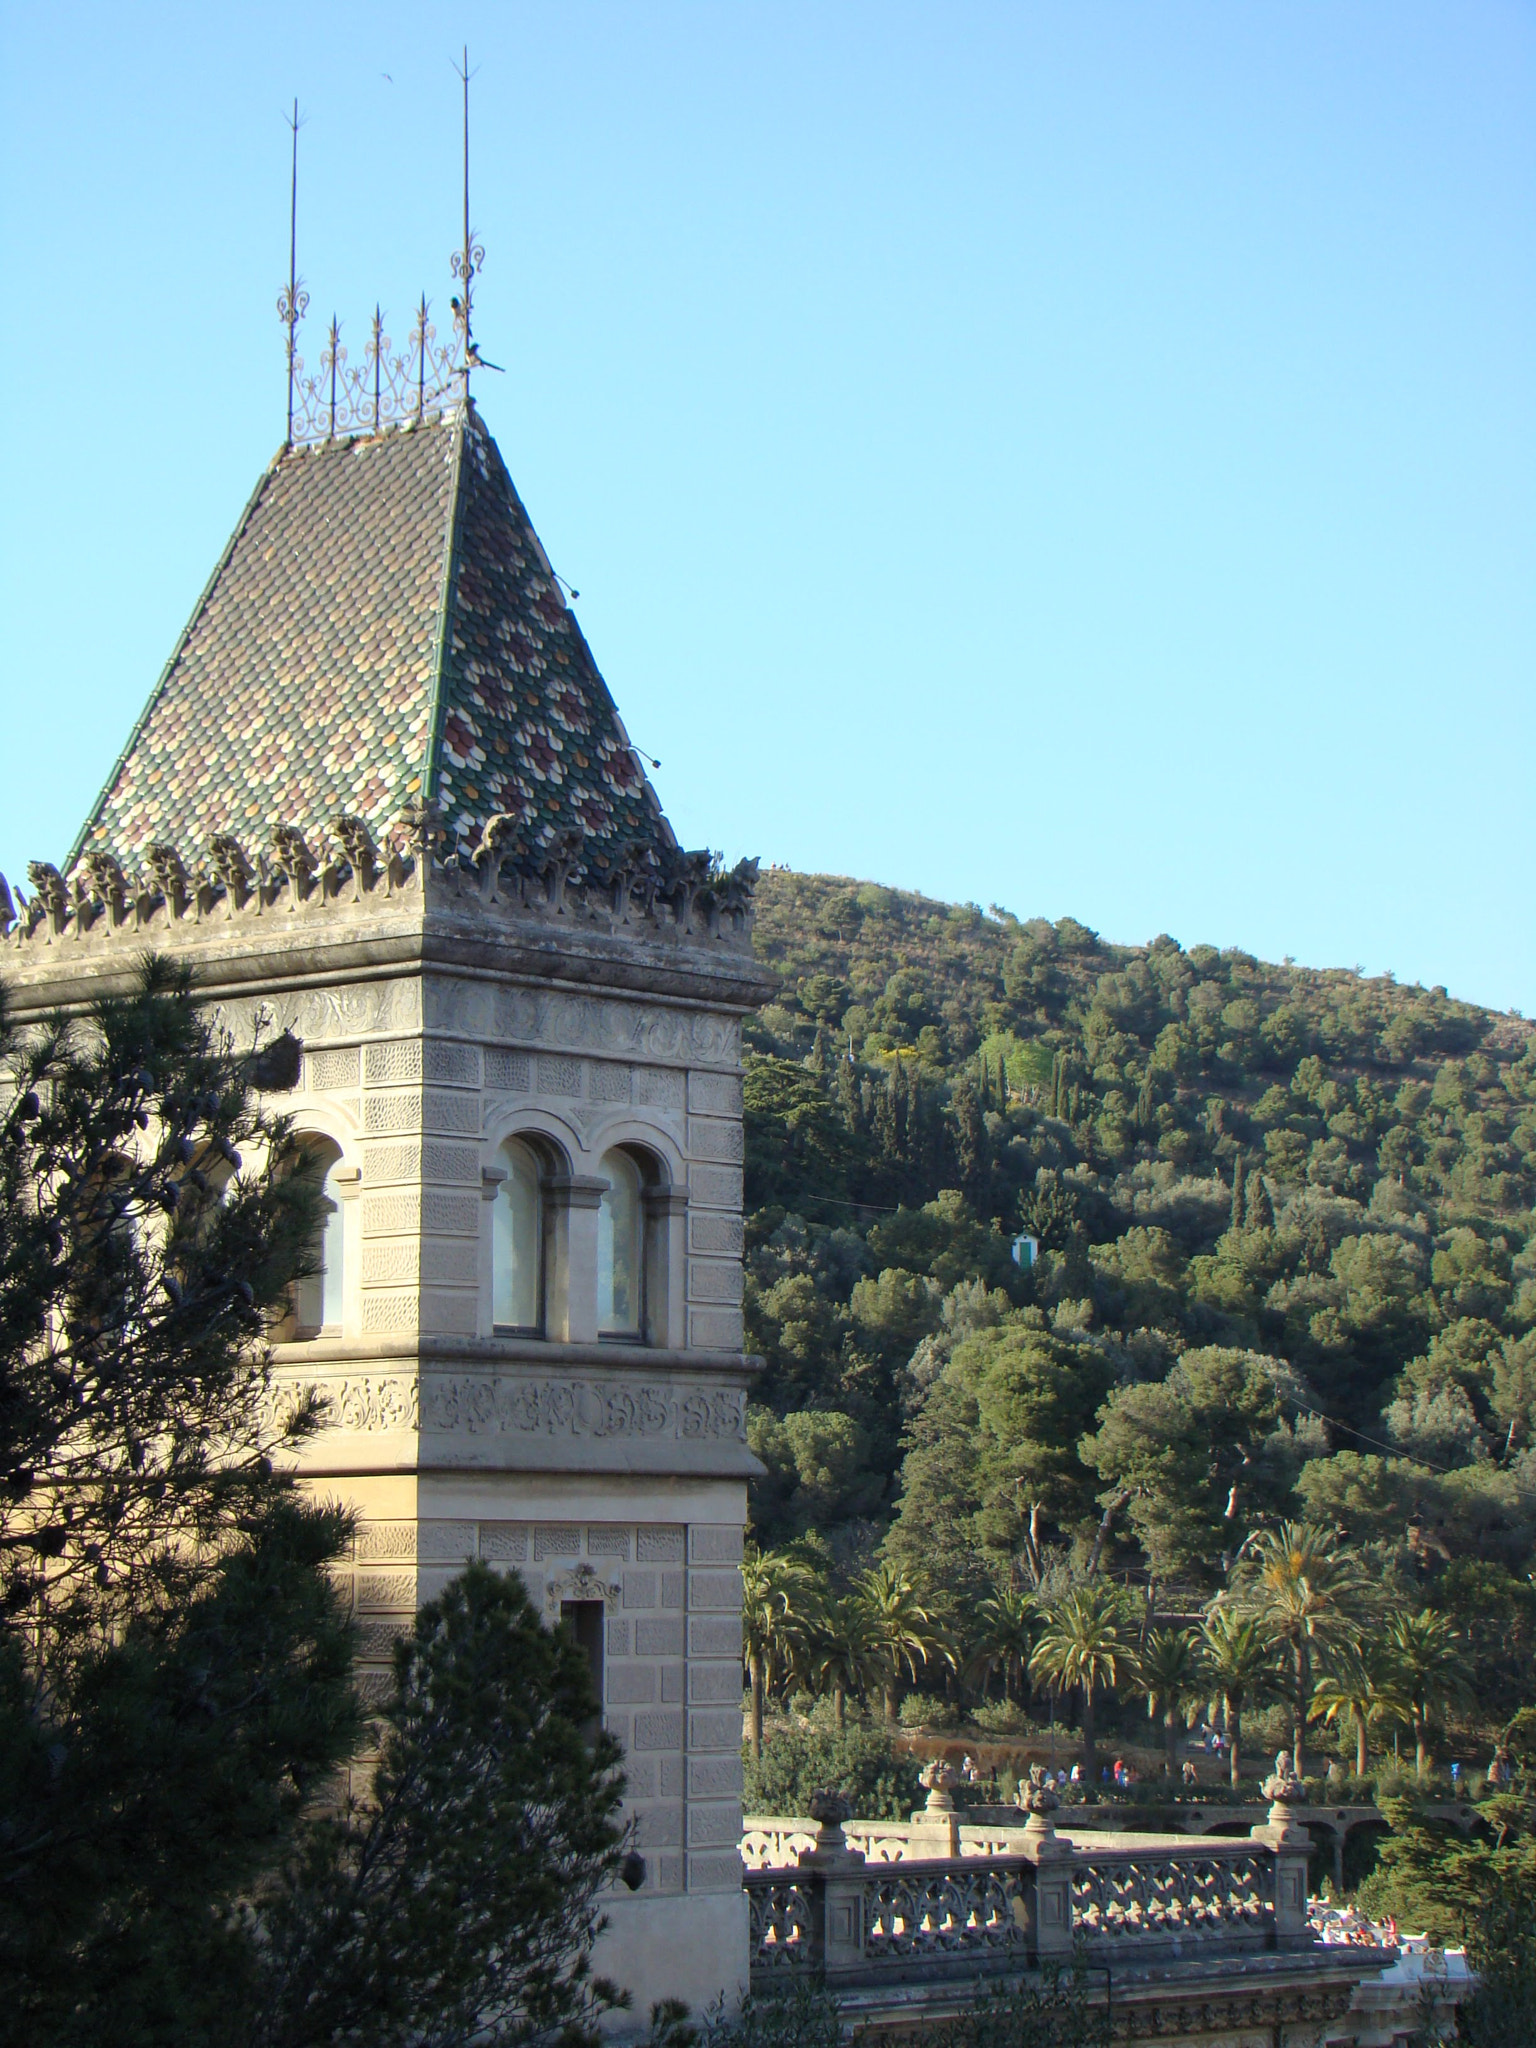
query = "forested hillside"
xmin=741 ymin=871 xmax=1536 ymax=1715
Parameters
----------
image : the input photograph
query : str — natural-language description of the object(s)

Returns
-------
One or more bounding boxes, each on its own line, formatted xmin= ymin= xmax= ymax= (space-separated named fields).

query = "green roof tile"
xmin=73 ymin=404 xmax=671 ymax=873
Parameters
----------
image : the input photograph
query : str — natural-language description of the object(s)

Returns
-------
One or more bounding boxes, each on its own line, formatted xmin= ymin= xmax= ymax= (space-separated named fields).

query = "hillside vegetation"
xmin=741 ymin=870 xmax=1536 ymax=1719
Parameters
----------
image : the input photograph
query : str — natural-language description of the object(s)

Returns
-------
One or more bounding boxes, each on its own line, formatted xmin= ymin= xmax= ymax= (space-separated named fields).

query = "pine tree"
xmin=255 ymin=1564 xmax=627 ymax=2047
xmin=0 ymin=959 xmax=360 ymax=2042
xmin=1230 ymin=1153 xmax=1246 ymax=1231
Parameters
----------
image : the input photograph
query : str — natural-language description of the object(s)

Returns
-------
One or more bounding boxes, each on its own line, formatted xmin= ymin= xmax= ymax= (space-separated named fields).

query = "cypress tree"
xmin=1246 ymin=1172 xmax=1276 ymax=1231
xmin=834 ymin=1051 xmax=861 ymax=1132
xmin=951 ymin=1073 xmax=988 ymax=1199
xmin=1230 ymin=1153 xmax=1246 ymax=1231
xmin=907 ymin=1061 xmax=932 ymax=1184
xmin=874 ymin=1066 xmax=900 ymax=1161
xmin=1136 ymin=1068 xmax=1155 ymax=1134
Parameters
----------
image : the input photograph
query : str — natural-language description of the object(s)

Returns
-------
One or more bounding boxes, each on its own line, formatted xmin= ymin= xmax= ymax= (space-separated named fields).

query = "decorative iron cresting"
xmin=277 ymin=51 xmax=490 ymax=450
xmin=284 ymin=299 xmax=461 ymax=449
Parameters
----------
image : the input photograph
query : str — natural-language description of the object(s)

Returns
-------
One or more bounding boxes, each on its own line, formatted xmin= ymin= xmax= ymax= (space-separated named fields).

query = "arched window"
xmin=597 ymin=1147 xmax=645 ymax=1339
xmin=493 ymin=1138 xmax=544 ymax=1333
xmin=294 ymin=1137 xmax=345 ymax=1334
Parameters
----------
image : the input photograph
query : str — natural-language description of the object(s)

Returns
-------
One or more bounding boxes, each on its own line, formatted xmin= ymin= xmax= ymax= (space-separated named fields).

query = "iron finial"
xmin=273 ymin=90 xmax=463 ymax=447
xmin=449 ymin=46 xmax=485 ymax=396
xmin=323 ymin=316 xmax=344 ymax=440
xmin=369 ymin=303 xmax=386 ymax=433
xmin=276 ymin=99 xmax=310 ymax=447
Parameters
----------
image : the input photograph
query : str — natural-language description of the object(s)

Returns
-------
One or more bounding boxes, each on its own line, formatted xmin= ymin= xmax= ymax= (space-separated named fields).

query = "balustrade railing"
xmin=1068 ymin=1843 xmax=1271 ymax=1947
xmin=741 ymin=1777 xmax=1313 ymax=1988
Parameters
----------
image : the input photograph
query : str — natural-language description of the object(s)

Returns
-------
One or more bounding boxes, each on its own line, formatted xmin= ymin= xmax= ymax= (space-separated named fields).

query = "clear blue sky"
xmin=2 ymin=3 xmax=1532 ymax=1013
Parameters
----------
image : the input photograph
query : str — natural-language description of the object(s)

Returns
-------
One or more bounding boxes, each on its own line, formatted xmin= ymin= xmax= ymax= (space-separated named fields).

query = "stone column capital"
xmin=543 ymin=1173 xmax=608 ymax=1211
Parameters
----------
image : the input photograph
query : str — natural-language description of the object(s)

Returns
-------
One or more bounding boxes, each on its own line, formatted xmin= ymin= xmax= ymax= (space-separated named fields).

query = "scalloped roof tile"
xmin=73 ymin=404 xmax=672 ymax=871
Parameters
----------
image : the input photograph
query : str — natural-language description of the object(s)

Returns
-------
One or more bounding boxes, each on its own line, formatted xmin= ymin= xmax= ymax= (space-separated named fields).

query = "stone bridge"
xmin=738 ymin=1792 xmax=1471 ymax=2045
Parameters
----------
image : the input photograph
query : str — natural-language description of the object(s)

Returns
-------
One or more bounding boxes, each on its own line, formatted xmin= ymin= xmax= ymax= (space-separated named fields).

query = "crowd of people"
xmin=1311 ymin=1902 xmax=1397 ymax=1948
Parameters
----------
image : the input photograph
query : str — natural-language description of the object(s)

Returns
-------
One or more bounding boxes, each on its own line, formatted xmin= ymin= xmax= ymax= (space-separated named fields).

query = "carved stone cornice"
xmin=269 ymin=1333 xmax=762 ymax=1377
xmin=1 ymin=823 xmax=777 ymax=1019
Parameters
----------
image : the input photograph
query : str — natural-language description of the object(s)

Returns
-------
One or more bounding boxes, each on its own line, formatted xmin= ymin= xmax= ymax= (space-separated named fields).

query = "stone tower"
xmin=1 ymin=398 xmax=773 ymax=2017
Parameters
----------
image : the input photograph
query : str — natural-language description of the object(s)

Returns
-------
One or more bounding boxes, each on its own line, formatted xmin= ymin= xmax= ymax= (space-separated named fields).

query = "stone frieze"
xmin=265 ymin=1371 xmax=748 ymax=1443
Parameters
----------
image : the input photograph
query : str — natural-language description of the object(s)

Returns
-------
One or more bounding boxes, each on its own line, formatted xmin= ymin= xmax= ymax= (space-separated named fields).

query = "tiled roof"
xmin=73 ymin=405 xmax=672 ymax=873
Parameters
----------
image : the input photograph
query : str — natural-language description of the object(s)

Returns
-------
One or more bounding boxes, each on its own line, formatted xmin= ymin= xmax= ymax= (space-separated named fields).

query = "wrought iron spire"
xmin=449 ymin=46 xmax=486 ymax=392
xmin=273 ymin=65 xmax=489 ymax=448
xmin=276 ymin=100 xmax=310 ymax=447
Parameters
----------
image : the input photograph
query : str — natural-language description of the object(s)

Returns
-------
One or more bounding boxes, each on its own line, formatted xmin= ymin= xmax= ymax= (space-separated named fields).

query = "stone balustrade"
xmin=741 ymin=1786 xmax=1315 ymax=1989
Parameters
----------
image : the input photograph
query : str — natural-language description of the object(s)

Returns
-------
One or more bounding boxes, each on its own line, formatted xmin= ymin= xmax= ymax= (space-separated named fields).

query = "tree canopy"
xmin=740 ymin=869 xmax=1536 ymax=1728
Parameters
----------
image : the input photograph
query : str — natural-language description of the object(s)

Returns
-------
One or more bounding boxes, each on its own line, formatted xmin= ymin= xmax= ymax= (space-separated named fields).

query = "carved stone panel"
xmin=418 ymin=1374 xmax=748 ymax=1444
xmin=310 ymin=1047 xmax=361 ymax=1090
xmin=216 ymin=979 xmax=423 ymax=1049
xmin=422 ymin=977 xmax=740 ymax=1069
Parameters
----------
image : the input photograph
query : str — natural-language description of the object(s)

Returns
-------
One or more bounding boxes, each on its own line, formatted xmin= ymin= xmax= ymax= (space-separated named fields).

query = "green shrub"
xmin=898 ymin=1691 xmax=961 ymax=1731
xmin=970 ymin=1701 xmax=1044 ymax=1739
xmin=1241 ymin=1702 xmax=1294 ymax=1753
xmin=743 ymin=1725 xmax=923 ymax=1820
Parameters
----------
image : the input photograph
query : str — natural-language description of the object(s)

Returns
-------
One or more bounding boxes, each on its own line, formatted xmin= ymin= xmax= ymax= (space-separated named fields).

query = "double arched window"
xmin=490 ymin=1136 xmax=663 ymax=1343
xmin=294 ymin=1137 xmax=346 ymax=1335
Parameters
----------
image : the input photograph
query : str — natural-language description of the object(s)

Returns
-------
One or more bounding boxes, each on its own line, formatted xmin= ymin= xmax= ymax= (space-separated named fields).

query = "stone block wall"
xmin=340 ymin=1513 xmax=746 ymax=1897
xmin=294 ymin=987 xmax=746 ymax=1351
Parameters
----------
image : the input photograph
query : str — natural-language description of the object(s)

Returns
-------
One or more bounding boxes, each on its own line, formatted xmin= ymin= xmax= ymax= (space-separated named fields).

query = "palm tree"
xmin=1386 ymin=1608 xmax=1470 ymax=1778
xmin=1311 ymin=1638 xmax=1410 ymax=1779
xmin=1200 ymin=1605 xmax=1280 ymax=1789
xmin=1028 ymin=1583 xmax=1130 ymax=1791
xmin=855 ymin=1562 xmax=949 ymax=1723
xmin=1238 ymin=1521 xmax=1363 ymax=1779
xmin=741 ymin=1545 xmax=820 ymax=1760
xmin=968 ymin=1585 xmax=1036 ymax=1706
xmin=808 ymin=1593 xmax=884 ymax=1731
xmin=1137 ymin=1627 xmax=1201 ymax=1781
